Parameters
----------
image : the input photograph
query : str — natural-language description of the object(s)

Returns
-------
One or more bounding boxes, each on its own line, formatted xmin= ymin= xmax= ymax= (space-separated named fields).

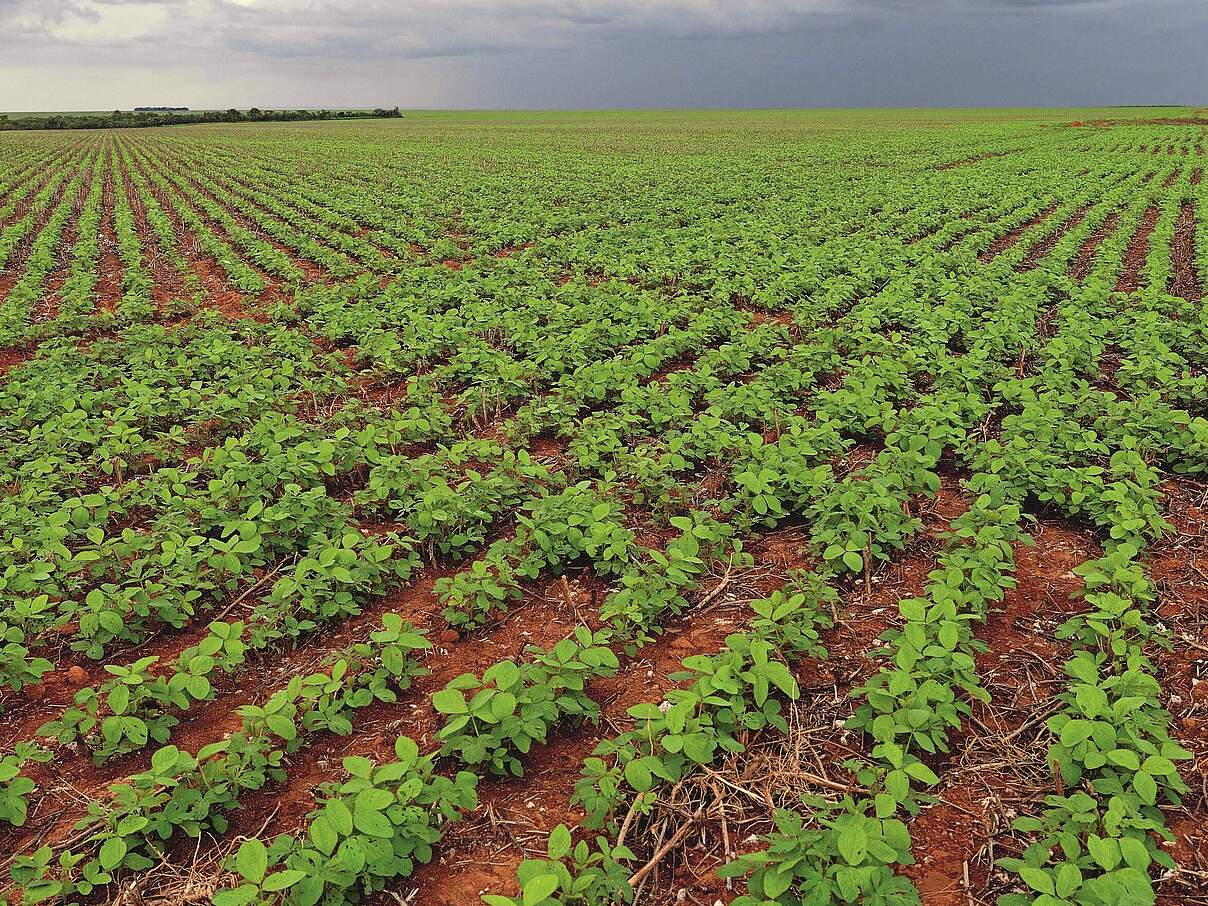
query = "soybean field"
xmin=0 ymin=109 xmax=1207 ymax=906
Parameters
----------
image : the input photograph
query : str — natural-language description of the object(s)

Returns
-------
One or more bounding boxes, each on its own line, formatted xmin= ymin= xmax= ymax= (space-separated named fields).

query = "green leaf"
xmin=874 ymin=793 xmax=897 ymax=819
xmin=899 ymin=598 xmax=926 ymax=622
xmin=324 ymin=798 xmax=354 ymax=836
xmin=522 ymin=874 xmax=560 ymax=906
xmin=263 ymin=869 xmax=308 ymax=892
xmin=266 ymin=714 xmax=296 ymax=741
xmin=1142 ymin=755 xmax=1176 ymax=776
xmin=836 ymin=822 xmax=867 ymax=866
xmin=234 ymin=838 xmax=267 ymax=884
xmin=937 ymin=622 xmax=959 ymax=649
xmin=760 ymin=661 xmax=799 ymax=698
xmin=344 ymin=756 xmax=374 ymax=779
xmin=1065 ymin=656 xmax=1097 ymax=684
xmin=124 ymin=717 xmax=148 ymax=746
xmin=107 ymin=684 xmax=130 ymax=716
xmin=1086 ymin=834 xmax=1120 ymax=871
xmin=308 ymin=815 xmax=338 ymax=854
xmin=186 ymin=674 xmax=212 ymax=700
xmin=212 ymin=886 xmax=258 ymax=906
xmin=1055 ymin=862 xmax=1082 ymax=897
xmin=762 ymin=867 xmax=792 ymax=898
xmin=115 ymin=816 xmax=149 ymax=836
xmin=356 ymin=788 xmax=395 ymax=812
xmin=624 ymin=759 xmax=653 ymax=792
xmin=491 ymin=691 xmax=518 ymax=719
xmin=1106 ymin=749 xmax=1140 ymax=770
xmin=1133 ymin=771 xmax=1157 ymax=805
xmin=432 ymin=688 xmax=468 ymax=714
xmin=1018 ymin=865 xmax=1054 ymax=895
xmin=98 ymin=837 xmax=127 ymax=871
xmin=353 ymin=807 xmax=394 ymax=838
xmin=1118 ymin=836 xmax=1151 ymax=871
xmin=548 ymin=824 xmax=572 ymax=861
xmin=904 ymin=761 xmax=939 ymax=785
xmin=489 ymin=660 xmax=522 ymax=690
xmin=1059 ymin=719 xmax=1093 ymax=748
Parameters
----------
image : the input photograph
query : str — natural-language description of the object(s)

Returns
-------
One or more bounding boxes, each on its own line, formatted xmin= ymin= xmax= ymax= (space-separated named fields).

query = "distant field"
xmin=0 ymin=104 xmax=1198 ymax=122
xmin=0 ymin=108 xmax=377 ymax=116
xmin=0 ymin=110 xmax=1204 ymax=906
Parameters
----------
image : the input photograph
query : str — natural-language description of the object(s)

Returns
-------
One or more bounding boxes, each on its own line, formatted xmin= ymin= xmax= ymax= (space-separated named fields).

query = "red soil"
xmin=95 ymin=161 xmax=123 ymax=315
xmin=910 ymin=521 xmax=1098 ymax=904
xmin=1019 ymin=202 xmax=1092 ymax=271
xmin=1069 ymin=209 xmax=1121 ymax=282
xmin=1115 ymin=205 xmax=1159 ymax=294
xmin=1148 ymin=480 xmax=1208 ymax=903
xmin=1169 ymin=202 xmax=1203 ymax=302
xmin=979 ymin=203 xmax=1059 ymax=264
xmin=494 ymin=242 xmax=534 ymax=259
xmin=0 ymin=163 xmax=84 ymax=306
xmin=0 ymin=345 xmax=34 ymax=374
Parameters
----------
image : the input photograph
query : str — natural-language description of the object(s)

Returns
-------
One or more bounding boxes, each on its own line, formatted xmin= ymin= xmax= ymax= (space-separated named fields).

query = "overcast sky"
xmin=1 ymin=0 xmax=1204 ymax=111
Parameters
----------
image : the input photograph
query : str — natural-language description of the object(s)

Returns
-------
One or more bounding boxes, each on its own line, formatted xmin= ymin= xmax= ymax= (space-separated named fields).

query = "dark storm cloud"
xmin=972 ymin=0 xmax=1124 ymax=6
xmin=0 ymin=0 xmax=1204 ymax=110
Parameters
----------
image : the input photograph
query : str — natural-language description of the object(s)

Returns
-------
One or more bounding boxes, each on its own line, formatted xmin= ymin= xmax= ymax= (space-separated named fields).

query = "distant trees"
xmin=0 ymin=107 xmax=404 ymax=132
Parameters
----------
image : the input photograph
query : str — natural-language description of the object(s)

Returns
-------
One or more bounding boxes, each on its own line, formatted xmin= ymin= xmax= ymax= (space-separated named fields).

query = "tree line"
xmin=0 ymin=107 xmax=403 ymax=132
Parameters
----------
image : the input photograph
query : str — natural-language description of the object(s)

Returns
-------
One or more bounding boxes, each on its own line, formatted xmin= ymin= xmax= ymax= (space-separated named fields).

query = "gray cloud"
xmin=206 ymin=0 xmax=846 ymax=60
xmin=0 ymin=0 xmax=1203 ymax=110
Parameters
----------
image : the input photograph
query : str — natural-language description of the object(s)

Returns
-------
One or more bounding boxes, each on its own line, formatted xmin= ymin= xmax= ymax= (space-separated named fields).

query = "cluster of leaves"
xmin=214 ymin=737 xmax=478 ymax=906
xmin=483 ymin=580 xmax=831 ymax=906
xmin=847 ymin=480 xmax=1029 ymax=814
xmin=720 ymin=797 xmax=920 ymax=906
xmin=355 ymin=442 xmax=549 ymax=560
xmin=10 ymin=615 xmax=430 ymax=901
xmin=435 ymin=627 xmax=619 ymax=776
xmin=0 ymin=153 xmax=92 ymax=343
xmin=38 ymin=621 xmax=248 ymax=761
xmin=598 ymin=512 xmax=751 ymax=646
xmin=0 ymin=612 xmax=53 ymax=696
xmin=437 ymin=482 xmax=634 ymax=629
xmin=573 ymin=594 xmax=824 ymax=832
xmin=249 ymin=530 xmax=421 ymax=647
xmin=482 ymin=827 xmax=634 ymax=906
xmin=0 ymin=743 xmax=51 ymax=827
xmin=1000 ymin=547 xmax=1191 ymax=905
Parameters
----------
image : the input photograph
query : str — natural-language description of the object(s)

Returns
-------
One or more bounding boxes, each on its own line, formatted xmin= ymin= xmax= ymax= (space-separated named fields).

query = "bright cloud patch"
xmin=44 ymin=2 xmax=171 ymax=43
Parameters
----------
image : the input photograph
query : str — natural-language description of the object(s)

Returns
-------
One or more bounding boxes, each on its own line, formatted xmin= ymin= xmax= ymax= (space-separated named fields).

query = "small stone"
xmin=66 ymin=665 xmax=89 ymax=686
